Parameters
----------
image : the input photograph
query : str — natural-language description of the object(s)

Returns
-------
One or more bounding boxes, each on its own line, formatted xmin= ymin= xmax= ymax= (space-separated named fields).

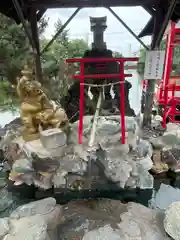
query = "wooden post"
xmin=143 ymin=7 xmax=164 ymax=127
xmin=143 ymin=0 xmax=177 ymax=127
xmin=30 ymin=7 xmax=43 ymax=83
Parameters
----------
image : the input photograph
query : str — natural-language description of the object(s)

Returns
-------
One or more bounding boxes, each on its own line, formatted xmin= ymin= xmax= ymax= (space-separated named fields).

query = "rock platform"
xmin=1 ymin=115 xmax=180 ymax=204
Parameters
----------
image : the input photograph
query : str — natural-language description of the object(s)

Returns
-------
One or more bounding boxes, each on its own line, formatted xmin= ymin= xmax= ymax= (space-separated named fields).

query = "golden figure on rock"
xmin=17 ymin=65 xmax=68 ymax=141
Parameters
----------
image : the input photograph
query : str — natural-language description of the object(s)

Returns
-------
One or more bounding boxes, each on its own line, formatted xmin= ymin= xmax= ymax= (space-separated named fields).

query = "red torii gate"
xmin=66 ymin=57 xmax=139 ymax=144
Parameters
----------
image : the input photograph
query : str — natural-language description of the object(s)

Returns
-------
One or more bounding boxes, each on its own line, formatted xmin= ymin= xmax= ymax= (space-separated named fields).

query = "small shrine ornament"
xmin=88 ymin=86 xmax=93 ymax=100
xmin=110 ymin=84 xmax=115 ymax=99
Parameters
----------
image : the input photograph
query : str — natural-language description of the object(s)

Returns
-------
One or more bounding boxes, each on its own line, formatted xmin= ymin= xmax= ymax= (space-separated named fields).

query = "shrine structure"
xmin=1 ymin=0 xmax=180 ymax=127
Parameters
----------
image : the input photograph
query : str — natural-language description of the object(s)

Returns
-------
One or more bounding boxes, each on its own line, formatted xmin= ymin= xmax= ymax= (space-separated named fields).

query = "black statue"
xmin=60 ymin=16 xmax=135 ymax=122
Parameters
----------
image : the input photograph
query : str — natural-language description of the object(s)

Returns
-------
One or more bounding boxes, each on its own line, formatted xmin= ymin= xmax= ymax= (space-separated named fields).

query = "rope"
xmin=80 ymin=81 xmax=124 ymax=87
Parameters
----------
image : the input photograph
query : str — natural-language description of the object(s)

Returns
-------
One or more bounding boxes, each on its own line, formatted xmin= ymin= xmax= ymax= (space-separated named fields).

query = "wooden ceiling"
xmin=1 ymin=0 xmax=180 ymax=38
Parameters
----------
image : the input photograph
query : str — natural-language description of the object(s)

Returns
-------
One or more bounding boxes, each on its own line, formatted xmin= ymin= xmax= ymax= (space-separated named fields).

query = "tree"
xmin=0 ymin=14 xmax=48 ymax=85
xmin=54 ymin=18 xmax=69 ymax=45
xmin=139 ymin=47 xmax=147 ymax=63
xmin=0 ymin=13 xmax=49 ymax=107
xmin=113 ymin=51 xmax=123 ymax=58
xmin=67 ymin=39 xmax=89 ymax=58
xmin=41 ymin=37 xmax=89 ymax=102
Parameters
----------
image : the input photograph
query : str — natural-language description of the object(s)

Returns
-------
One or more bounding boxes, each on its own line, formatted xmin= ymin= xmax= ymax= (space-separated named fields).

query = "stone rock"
xmin=59 ymin=154 xmax=87 ymax=175
xmin=74 ymin=145 xmax=89 ymax=162
xmin=4 ymin=118 xmax=21 ymax=129
xmin=23 ymin=136 xmax=66 ymax=160
xmin=10 ymin=198 xmax=56 ymax=220
xmin=71 ymin=116 xmax=136 ymax=143
xmin=105 ymin=160 xmax=132 ymax=188
xmin=0 ymin=130 xmax=20 ymax=151
xmin=166 ymin=123 xmax=180 ymax=136
xmin=3 ymin=142 xmax=21 ymax=167
xmin=136 ymin=139 xmax=153 ymax=158
xmin=125 ymin=177 xmax=137 ymax=188
xmin=31 ymin=154 xmax=59 ymax=174
xmin=137 ymin=156 xmax=153 ymax=171
xmin=11 ymin=158 xmax=33 ymax=174
xmin=9 ymin=158 xmax=34 ymax=186
xmin=23 ymin=139 xmax=52 ymax=159
xmin=0 ymin=189 xmax=14 ymax=214
xmin=0 ymin=218 xmax=10 ymax=238
xmin=42 ymin=205 xmax=62 ymax=230
xmin=10 ymin=198 xmax=62 ymax=231
xmin=151 ymin=115 xmax=163 ymax=129
xmin=82 ymin=202 xmax=170 ymax=240
xmin=33 ymin=174 xmax=53 ymax=190
xmin=164 ymin=202 xmax=180 ymax=240
xmin=118 ymin=202 xmax=170 ymax=240
xmin=4 ymin=215 xmax=48 ymax=240
xmin=149 ymin=137 xmax=165 ymax=149
xmin=151 ymin=184 xmax=180 ymax=210
xmin=83 ymin=225 xmax=124 ymax=240
xmin=137 ymin=171 xmax=154 ymax=189
xmin=0 ymin=198 xmax=64 ymax=240
xmin=92 ymin=125 xmax=154 ymax=189
xmin=161 ymin=147 xmax=180 ymax=170
xmin=52 ymin=168 xmax=67 ymax=188
xmin=96 ymin=116 xmax=136 ymax=135
xmin=150 ymin=132 xmax=180 ymax=150
xmin=130 ymin=161 xmax=139 ymax=177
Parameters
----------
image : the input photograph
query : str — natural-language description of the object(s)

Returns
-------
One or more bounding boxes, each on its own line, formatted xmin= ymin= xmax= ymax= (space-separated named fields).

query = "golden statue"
xmin=17 ymin=65 xmax=68 ymax=141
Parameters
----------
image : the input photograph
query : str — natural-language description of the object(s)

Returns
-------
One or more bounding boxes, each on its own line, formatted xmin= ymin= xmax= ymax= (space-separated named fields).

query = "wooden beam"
xmin=138 ymin=17 xmax=154 ymax=38
xmin=12 ymin=0 xmax=36 ymax=49
xmin=37 ymin=8 xmax=47 ymax=20
xmin=153 ymin=0 xmax=178 ymax=48
xmin=143 ymin=5 xmax=156 ymax=15
xmin=30 ymin=0 xmax=157 ymax=8
xmin=30 ymin=7 xmax=43 ymax=83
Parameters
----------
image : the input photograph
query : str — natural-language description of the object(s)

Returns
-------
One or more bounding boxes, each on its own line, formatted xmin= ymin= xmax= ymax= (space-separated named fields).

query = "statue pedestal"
xmin=22 ymin=128 xmax=67 ymax=158
xmin=40 ymin=128 xmax=67 ymax=152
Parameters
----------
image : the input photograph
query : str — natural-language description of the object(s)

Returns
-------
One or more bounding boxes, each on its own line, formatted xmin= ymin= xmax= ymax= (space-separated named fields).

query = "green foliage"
xmin=0 ymin=80 xmax=18 ymax=110
xmin=113 ymin=51 xmax=123 ymax=58
xmin=54 ymin=18 xmax=69 ymax=44
xmin=139 ymin=47 xmax=147 ymax=63
xmin=68 ymin=39 xmax=89 ymax=58
xmin=0 ymin=14 xmax=48 ymax=85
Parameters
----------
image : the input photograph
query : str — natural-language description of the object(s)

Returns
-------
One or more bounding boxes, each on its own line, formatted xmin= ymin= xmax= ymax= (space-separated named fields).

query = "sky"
xmin=44 ymin=7 xmax=151 ymax=56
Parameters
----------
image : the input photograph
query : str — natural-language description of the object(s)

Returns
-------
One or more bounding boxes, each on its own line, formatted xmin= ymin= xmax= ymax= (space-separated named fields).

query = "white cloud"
xmin=44 ymin=7 xmax=151 ymax=56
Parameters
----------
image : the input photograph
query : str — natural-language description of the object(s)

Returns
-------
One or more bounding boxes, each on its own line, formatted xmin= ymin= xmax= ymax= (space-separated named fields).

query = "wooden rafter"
xmin=30 ymin=0 xmax=157 ymax=7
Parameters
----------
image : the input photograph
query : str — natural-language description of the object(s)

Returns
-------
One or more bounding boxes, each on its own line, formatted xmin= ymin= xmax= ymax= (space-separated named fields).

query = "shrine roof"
xmin=1 ymin=0 xmax=180 ymax=37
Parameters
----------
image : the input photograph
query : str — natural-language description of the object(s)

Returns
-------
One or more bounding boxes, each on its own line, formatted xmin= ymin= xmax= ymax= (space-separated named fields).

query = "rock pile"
xmin=83 ymin=202 xmax=170 ymax=240
xmin=0 ymin=197 xmax=62 ymax=240
xmin=148 ymin=122 xmax=180 ymax=173
xmin=0 ymin=197 xmax=176 ymax=240
xmin=0 ymin=115 xmax=155 ymax=191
